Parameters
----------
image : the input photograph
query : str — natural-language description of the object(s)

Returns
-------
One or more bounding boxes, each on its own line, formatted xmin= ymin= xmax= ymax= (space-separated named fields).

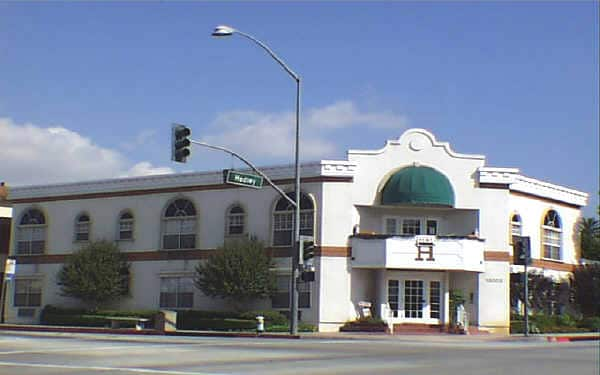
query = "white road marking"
xmin=0 ymin=361 xmax=225 ymax=375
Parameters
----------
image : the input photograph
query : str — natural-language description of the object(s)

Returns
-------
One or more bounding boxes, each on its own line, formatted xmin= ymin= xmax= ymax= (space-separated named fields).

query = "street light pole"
xmin=212 ymin=25 xmax=302 ymax=335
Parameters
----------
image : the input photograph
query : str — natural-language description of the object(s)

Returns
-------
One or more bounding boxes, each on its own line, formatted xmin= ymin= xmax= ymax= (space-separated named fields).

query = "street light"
xmin=212 ymin=24 xmax=302 ymax=335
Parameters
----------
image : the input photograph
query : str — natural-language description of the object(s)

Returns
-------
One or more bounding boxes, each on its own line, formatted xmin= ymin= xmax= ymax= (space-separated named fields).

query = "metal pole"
xmin=524 ymin=261 xmax=529 ymax=336
xmin=290 ymin=78 xmax=301 ymax=335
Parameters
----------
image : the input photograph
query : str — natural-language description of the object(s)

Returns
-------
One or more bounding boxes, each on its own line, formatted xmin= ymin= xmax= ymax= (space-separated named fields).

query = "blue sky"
xmin=0 ymin=2 xmax=598 ymax=216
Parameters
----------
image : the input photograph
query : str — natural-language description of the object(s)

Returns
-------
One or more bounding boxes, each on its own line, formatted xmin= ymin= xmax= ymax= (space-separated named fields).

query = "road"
xmin=0 ymin=332 xmax=597 ymax=375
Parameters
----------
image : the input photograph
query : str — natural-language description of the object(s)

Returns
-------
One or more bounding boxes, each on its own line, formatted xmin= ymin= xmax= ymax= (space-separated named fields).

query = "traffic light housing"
xmin=171 ymin=124 xmax=191 ymax=163
xmin=513 ymin=235 xmax=531 ymax=266
xmin=301 ymin=238 xmax=315 ymax=262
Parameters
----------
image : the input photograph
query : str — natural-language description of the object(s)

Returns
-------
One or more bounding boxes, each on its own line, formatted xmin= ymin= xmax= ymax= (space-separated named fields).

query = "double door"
xmin=388 ymin=279 xmax=442 ymax=324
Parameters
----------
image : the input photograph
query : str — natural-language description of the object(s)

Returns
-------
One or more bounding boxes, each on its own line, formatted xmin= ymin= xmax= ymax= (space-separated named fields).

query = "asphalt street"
xmin=0 ymin=332 xmax=597 ymax=375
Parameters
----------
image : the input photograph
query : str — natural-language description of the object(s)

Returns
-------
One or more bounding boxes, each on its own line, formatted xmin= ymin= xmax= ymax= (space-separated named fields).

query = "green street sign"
xmin=224 ymin=170 xmax=263 ymax=189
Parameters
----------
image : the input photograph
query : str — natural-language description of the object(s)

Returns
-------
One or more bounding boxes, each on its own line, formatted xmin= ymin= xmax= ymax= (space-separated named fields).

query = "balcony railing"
xmin=351 ymin=234 xmax=485 ymax=272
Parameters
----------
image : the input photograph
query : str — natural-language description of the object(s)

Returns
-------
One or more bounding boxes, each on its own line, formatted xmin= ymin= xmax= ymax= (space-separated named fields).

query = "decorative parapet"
xmin=7 ymin=160 xmax=355 ymax=201
xmin=478 ymin=167 xmax=588 ymax=207
xmin=511 ymin=175 xmax=588 ymax=207
xmin=478 ymin=167 xmax=519 ymax=185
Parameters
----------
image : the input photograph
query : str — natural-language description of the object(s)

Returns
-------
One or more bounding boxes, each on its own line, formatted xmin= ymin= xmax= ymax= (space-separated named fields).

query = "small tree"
xmin=572 ymin=264 xmax=600 ymax=317
xmin=578 ymin=217 xmax=600 ymax=260
xmin=57 ymin=240 xmax=130 ymax=311
xmin=195 ymin=237 xmax=276 ymax=311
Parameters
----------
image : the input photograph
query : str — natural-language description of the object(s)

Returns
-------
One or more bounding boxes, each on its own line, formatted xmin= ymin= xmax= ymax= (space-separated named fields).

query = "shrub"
xmin=265 ymin=323 xmax=317 ymax=332
xmin=239 ymin=310 xmax=287 ymax=325
xmin=340 ymin=317 xmax=388 ymax=332
xmin=178 ymin=317 xmax=256 ymax=331
xmin=578 ymin=317 xmax=600 ymax=331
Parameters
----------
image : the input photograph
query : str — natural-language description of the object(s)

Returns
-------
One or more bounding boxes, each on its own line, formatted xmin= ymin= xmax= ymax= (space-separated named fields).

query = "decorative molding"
xmin=478 ymin=167 xmax=519 ymax=185
xmin=348 ymin=128 xmax=486 ymax=160
xmin=8 ymin=161 xmax=356 ymax=202
xmin=9 ymin=175 xmax=353 ymax=204
xmin=510 ymin=175 xmax=588 ymax=207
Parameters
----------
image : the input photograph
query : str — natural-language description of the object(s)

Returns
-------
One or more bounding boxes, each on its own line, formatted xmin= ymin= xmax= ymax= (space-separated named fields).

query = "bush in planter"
xmin=340 ymin=317 xmax=387 ymax=332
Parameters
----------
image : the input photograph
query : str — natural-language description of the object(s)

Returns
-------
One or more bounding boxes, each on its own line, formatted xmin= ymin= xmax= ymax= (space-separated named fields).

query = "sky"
xmin=0 ymin=2 xmax=598 ymax=216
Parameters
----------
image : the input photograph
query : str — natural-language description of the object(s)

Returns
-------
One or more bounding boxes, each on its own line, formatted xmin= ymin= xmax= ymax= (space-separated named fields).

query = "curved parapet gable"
xmin=348 ymin=128 xmax=485 ymax=161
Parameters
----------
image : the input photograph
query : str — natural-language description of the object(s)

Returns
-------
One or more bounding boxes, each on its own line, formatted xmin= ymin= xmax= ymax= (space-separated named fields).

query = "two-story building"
xmin=3 ymin=129 xmax=587 ymax=333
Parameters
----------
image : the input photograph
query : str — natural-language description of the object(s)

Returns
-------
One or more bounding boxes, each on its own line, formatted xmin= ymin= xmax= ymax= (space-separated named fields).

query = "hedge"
xmin=40 ymin=305 xmax=158 ymax=328
xmin=178 ymin=318 xmax=256 ymax=331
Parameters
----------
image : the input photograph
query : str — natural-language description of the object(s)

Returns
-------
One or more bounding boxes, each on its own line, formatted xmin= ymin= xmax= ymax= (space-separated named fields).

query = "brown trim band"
xmin=530 ymin=259 xmax=575 ymax=273
xmin=479 ymin=183 xmax=510 ymax=190
xmin=509 ymin=191 xmax=583 ymax=209
xmin=318 ymin=246 xmax=351 ymax=257
xmin=484 ymin=251 xmax=511 ymax=262
xmin=10 ymin=176 xmax=354 ymax=204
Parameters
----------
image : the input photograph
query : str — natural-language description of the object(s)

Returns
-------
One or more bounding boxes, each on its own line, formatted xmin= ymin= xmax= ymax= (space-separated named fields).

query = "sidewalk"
xmin=1 ymin=323 xmax=598 ymax=342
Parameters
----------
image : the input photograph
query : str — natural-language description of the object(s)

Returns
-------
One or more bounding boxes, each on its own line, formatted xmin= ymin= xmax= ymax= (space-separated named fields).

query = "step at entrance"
xmin=393 ymin=323 xmax=444 ymax=334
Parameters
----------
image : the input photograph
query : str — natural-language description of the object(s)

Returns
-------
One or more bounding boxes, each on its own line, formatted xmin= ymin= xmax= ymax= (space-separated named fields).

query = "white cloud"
xmin=202 ymin=100 xmax=407 ymax=161
xmin=0 ymin=118 xmax=173 ymax=186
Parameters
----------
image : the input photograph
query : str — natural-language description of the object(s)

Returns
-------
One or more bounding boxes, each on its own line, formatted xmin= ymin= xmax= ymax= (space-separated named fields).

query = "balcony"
xmin=351 ymin=234 xmax=485 ymax=272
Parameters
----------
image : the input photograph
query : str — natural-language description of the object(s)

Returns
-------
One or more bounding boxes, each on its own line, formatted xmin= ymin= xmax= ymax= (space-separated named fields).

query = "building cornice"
xmin=8 ymin=160 xmax=356 ymax=202
xmin=478 ymin=167 xmax=588 ymax=208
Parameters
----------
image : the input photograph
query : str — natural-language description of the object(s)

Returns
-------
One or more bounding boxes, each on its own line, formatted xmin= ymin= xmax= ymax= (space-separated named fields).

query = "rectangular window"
xmin=426 ymin=220 xmax=438 ymax=235
xmin=163 ymin=219 xmax=196 ymax=249
xmin=511 ymin=223 xmax=522 ymax=237
xmin=273 ymin=213 xmax=293 ymax=246
xmin=386 ymin=218 xmax=397 ymax=235
xmin=271 ymin=275 xmax=310 ymax=309
xmin=388 ymin=280 xmax=399 ymax=318
xmin=228 ymin=214 xmax=244 ymax=235
xmin=543 ymin=228 xmax=561 ymax=260
xmin=160 ymin=277 xmax=194 ymax=308
xmin=119 ymin=220 xmax=133 ymax=240
xmin=17 ymin=227 xmax=45 ymax=255
xmin=75 ymin=222 xmax=89 ymax=242
xmin=14 ymin=279 xmax=42 ymax=307
xmin=429 ymin=281 xmax=441 ymax=319
xmin=402 ymin=219 xmax=421 ymax=235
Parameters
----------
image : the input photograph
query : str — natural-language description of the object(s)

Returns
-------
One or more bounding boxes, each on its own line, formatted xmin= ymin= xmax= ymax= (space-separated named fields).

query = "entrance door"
xmin=404 ymin=280 xmax=424 ymax=319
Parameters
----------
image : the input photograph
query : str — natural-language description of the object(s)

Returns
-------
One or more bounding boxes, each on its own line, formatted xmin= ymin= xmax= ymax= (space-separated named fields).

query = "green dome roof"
xmin=381 ymin=166 xmax=455 ymax=206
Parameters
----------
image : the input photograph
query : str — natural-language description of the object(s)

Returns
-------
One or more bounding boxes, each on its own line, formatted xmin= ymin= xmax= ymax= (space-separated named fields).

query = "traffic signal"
xmin=513 ymin=235 xmax=531 ymax=265
xmin=302 ymin=239 xmax=315 ymax=262
xmin=171 ymin=124 xmax=191 ymax=163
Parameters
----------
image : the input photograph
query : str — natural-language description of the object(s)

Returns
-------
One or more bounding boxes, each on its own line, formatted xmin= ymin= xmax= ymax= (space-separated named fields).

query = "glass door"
xmin=404 ymin=280 xmax=424 ymax=319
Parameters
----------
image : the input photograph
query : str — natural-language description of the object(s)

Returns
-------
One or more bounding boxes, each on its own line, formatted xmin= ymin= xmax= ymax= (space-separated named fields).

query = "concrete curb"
xmin=545 ymin=334 xmax=600 ymax=342
xmin=0 ymin=324 xmax=300 ymax=339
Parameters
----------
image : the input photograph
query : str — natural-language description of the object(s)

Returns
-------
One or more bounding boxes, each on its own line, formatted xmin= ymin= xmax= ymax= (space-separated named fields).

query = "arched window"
xmin=118 ymin=211 xmax=134 ymax=240
xmin=511 ymin=213 xmax=522 ymax=237
xmin=17 ymin=208 xmax=46 ymax=255
xmin=162 ymin=198 xmax=197 ymax=249
xmin=542 ymin=210 xmax=562 ymax=260
xmin=272 ymin=192 xmax=314 ymax=246
xmin=226 ymin=204 xmax=245 ymax=236
xmin=75 ymin=213 xmax=91 ymax=242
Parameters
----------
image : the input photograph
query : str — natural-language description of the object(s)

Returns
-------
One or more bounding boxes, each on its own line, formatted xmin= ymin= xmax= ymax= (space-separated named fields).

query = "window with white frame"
xmin=162 ymin=198 xmax=197 ymax=249
xmin=118 ymin=211 xmax=134 ymax=240
xmin=542 ymin=210 xmax=562 ymax=260
xmin=16 ymin=208 xmax=46 ymax=255
xmin=384 ymin=218 xmax=438 ymax=236
xmin=14 ymin=279 xmax=42 ymax=307
xmin=271 ymin=275 xmax=310 ymax=309
xmin=511 ymin=214 xmax=522 ymax=237
xmin=272 ymin=192 xmax=314 ymax=246
xmin=159 ymin=277 xmax=194 ymax=308
xmin=74 ymin=213 xmax=90 ymax=242
xmin=226 ymin=205 xmax=245 ymax=236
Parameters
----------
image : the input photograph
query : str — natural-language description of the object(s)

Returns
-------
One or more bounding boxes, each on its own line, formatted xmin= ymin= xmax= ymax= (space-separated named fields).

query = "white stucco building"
xmin=2 ymin=129 xmax=588 ymax=334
